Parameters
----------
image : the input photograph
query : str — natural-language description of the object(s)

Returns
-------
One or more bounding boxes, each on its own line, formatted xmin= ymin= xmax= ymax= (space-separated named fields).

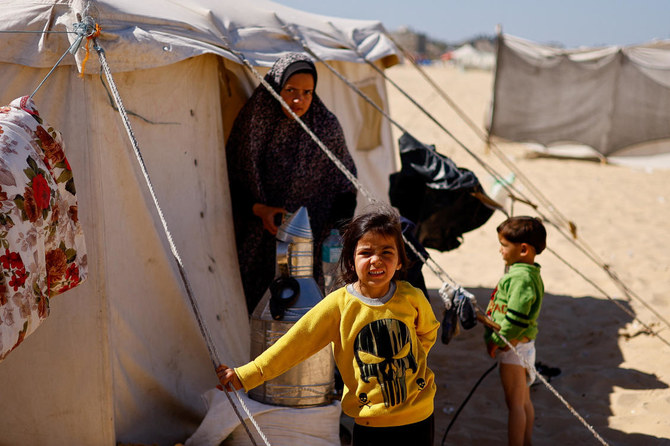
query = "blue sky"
xmin=272 ymin=0 xmax=669 ymax=48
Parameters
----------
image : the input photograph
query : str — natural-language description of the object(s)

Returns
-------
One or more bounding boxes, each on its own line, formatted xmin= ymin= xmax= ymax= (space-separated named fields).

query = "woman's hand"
xmin=216 ymin=364 xmax=243 ymax=392
xmin=252 ymin=203 xmax=286 ymax=235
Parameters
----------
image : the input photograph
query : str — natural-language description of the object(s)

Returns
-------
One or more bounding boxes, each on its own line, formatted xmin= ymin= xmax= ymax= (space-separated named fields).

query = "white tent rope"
xmin=383 ymin=31 xmax=575 ymax=233
xmin=273 ymin=21 xmax=568 ymax=296
xmin=271 ymin=17 xmax=465 ymax=302
xmin=15 ymin=13 xmax=612 ymax=446
xmin=407 ymin=45 xmax=670 ymax=337
xmin=295 ymin=21 xmax=670 ymax=343
xmin=92 ymin=40 xmax=221 ymax=370
xmin=547 ymin=247 xmax=669 ymax=346
xmin=90 ymin=35 xmax=267 ymax=446
xmin=215 ymin=35 xmax=378 ymax=206
xmin=29 ymin=21 xmax=90 ymax=99
xmin=3 ymin=19 xmax=268 ymax=445
xmin=268 ymin=23 xmax=619 ymax=445
xmin=0 ymin=30 xmax=74 ymax=34
xmin=63 ymin=15 xmax=635 ymax=446
xmin=217 ymin=24 xmax=447 ymax=297
xmin=494 ymin=328 xmax=611 ymax=445
xmin=381 ymin=32 xmax=670 ymax=338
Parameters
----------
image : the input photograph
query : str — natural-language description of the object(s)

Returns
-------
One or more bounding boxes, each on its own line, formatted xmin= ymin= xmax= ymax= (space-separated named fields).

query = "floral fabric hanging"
xmin=0 ymin=96 xmax=87 ymax=362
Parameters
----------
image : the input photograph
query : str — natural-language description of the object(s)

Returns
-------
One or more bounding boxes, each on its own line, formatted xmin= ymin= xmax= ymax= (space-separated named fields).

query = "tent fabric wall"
xmin=0 ymin=54 xmax=251 ymax=445
xmin=0 ymin=64 xmax=117 ymax=446
xmin=489 ymin=33 xmax=670 ymax=159
xmin=0 ymin=1 xmax=400 ymax=445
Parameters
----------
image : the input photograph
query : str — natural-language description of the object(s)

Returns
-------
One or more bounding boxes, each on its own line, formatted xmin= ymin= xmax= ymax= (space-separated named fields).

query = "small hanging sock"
xmin=455 ymin=288 xmax=477 ymax=330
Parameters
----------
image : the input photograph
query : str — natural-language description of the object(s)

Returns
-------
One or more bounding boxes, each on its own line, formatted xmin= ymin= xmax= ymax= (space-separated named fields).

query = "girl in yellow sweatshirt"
xmin=217 ymin=207 xmax=440 ymax=445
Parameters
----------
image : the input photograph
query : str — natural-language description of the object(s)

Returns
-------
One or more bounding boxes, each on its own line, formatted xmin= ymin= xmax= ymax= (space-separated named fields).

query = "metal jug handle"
xmin=269 ymin=277 xmax=300 ymax=320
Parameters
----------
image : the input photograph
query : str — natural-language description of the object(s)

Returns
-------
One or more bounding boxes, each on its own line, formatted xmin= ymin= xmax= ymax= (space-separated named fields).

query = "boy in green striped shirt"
xmin=485 ymin=216 xmax=547 ymax=446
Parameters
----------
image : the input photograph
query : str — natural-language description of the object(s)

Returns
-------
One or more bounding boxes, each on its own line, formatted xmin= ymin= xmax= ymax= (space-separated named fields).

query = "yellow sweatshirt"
xmin=236 ymin=280 xmax=439 ymax=427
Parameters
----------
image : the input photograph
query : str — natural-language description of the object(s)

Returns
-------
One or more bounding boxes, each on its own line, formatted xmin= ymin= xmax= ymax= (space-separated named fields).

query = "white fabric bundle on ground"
xmin=187 ymin=389 xmax=341 ymax=446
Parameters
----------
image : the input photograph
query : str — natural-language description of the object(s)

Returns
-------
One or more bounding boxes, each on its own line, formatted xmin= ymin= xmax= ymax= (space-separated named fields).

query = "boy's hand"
xmin=476 ymin=310 xmax=500 ymax=331
xmin=486 ymin=341 xmax=499 ymax=358
xmin=216 ymin=364 xmax=243 ymax=392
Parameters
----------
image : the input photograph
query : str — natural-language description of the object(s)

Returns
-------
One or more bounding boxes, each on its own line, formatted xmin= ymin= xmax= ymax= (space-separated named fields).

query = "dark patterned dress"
xmin=226 ymin=53 xmax=357 ymax=312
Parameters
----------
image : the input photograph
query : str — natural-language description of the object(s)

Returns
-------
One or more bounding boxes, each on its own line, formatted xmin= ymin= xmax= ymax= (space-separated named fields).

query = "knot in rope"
xmin=78 ymin=21 xmax=101 ymax=78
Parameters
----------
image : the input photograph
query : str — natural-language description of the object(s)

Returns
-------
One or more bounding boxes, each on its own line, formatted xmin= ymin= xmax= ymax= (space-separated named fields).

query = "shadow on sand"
xmin=428 ymin=287 xmax=669 ymax=446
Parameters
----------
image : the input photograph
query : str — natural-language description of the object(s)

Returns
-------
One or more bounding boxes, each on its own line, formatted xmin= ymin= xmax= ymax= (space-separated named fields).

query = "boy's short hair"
xmin=339 ymin=206 xmax=409 ymax=285
xmin=497 ymin=216 xmax=546 ymax=254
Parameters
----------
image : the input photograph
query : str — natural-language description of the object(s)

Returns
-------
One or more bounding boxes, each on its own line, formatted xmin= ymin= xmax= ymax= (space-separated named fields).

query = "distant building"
xmin=389 ymin=27 xmax=494 ymax=63
xmin=390 ymin=26 xmax=450 ymax=61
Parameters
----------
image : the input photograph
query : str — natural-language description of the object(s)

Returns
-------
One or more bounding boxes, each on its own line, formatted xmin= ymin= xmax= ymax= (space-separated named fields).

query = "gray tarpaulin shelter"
xmin=0 ymin=0 xmax=400 ymax=444
xmin=489 ymin=33 xmax=670 ymax=165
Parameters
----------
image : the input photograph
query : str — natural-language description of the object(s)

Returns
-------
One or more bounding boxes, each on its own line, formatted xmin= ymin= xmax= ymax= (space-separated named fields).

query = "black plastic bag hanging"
xmin=389 ymin=132 xmax=496 ymax=251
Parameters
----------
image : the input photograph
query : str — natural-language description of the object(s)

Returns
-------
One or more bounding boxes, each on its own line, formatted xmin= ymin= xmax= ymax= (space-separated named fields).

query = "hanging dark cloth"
xmin=389 ymin=132 xmax=495 ymax=252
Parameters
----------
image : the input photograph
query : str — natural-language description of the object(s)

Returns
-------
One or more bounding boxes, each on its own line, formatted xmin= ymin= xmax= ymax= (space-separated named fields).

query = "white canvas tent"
xmin=489 ymin=33 xmax=670 ymax=167
xmin=444 ymin=44 xmax=495 ymax=70
xmin=0 ymin=1 xmax=400 ymax=444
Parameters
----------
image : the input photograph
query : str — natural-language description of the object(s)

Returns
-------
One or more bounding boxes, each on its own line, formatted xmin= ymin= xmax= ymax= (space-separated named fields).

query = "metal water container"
xmin=249 ymin=207 xmax=335 ymax=407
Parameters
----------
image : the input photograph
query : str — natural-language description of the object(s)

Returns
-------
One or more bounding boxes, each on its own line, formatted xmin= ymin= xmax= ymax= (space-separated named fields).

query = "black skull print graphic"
xmin=354 ymin=319 xmax=418 ymax=407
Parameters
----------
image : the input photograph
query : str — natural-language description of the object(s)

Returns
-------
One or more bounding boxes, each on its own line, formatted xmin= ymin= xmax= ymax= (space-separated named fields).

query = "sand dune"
xmin=384 ymin=63 xmax=670 ymax=444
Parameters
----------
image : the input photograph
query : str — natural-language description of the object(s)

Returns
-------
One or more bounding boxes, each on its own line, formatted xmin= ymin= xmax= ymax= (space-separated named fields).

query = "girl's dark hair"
xmin=497 ymin=216 xmax=547 ymax=254
xmin=338 ymin=207 xmax=409 ymax=285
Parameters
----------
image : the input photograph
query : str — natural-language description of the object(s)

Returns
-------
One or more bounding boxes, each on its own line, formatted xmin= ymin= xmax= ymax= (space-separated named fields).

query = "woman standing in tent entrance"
xmin=226 ymin=52 xmax=358 ymax=313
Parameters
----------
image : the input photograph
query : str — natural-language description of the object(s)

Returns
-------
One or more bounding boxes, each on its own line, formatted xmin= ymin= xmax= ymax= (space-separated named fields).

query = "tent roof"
xmin=0 ymin=0 xmax=400 ymax=73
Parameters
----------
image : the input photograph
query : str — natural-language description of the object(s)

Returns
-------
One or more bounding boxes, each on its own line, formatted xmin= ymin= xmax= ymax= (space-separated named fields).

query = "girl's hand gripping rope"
xmin=216 ymin=364 xmax=243 ymax=392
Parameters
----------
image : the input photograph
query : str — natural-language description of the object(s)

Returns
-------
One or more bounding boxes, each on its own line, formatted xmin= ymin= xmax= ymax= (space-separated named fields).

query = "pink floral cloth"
xmin=0 ymin=96 xmax=87 ymax=362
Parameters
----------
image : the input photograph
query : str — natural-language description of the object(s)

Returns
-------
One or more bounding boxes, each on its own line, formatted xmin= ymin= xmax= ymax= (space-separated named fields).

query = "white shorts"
xmin=498 ymin=340 xmax=536 ymax=386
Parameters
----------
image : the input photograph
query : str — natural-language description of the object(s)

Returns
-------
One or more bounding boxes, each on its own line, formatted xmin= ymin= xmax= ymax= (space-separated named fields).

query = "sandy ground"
xmin=381 ymin=63 xmax=670 ymax=445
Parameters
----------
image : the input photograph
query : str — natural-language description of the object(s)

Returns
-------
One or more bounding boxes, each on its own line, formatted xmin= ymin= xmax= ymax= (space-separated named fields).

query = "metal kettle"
xmin=248 ymin=206 xmax=334 ymax=406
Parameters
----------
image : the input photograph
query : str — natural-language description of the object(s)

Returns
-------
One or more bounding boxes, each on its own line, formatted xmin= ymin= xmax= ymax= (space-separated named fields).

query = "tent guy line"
xmin=385 ymin=31 xmax=575 ymax=233
xmin=282 ymin=15 xmax=670 ymax=349
xmin=242 ymin=20 xmax=615 ymax=446
xmin=0 ymin=7 xmax=655 ymax=444
xmin=274 ymin=17 xmax=471 ymax=300
xmin=267 ymin=19 xmax=664 ymax=442
xmin=87 ymin=29 xmax=269 ymax=446
xmin=13 ymin=11 xmax=271 ymax=444
xmin=70 ymin=8 xmax=612 ymax=441
xmin=0 ymin=2 xmax=402 ymax=443
xmin=30 ymin=30 xmax=87 ymax=98
xmin=393 ymin=34 xmax=670 ymax=344
xmin=334 ymin=12 xmax=670 ymax=349
xmin=275 ymin=17 xmax=486 ymax=289
xmin=239 ymin=40 xmax=611 ymax=445
xmin=0 ymin=30 xmax=75 ymax=34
